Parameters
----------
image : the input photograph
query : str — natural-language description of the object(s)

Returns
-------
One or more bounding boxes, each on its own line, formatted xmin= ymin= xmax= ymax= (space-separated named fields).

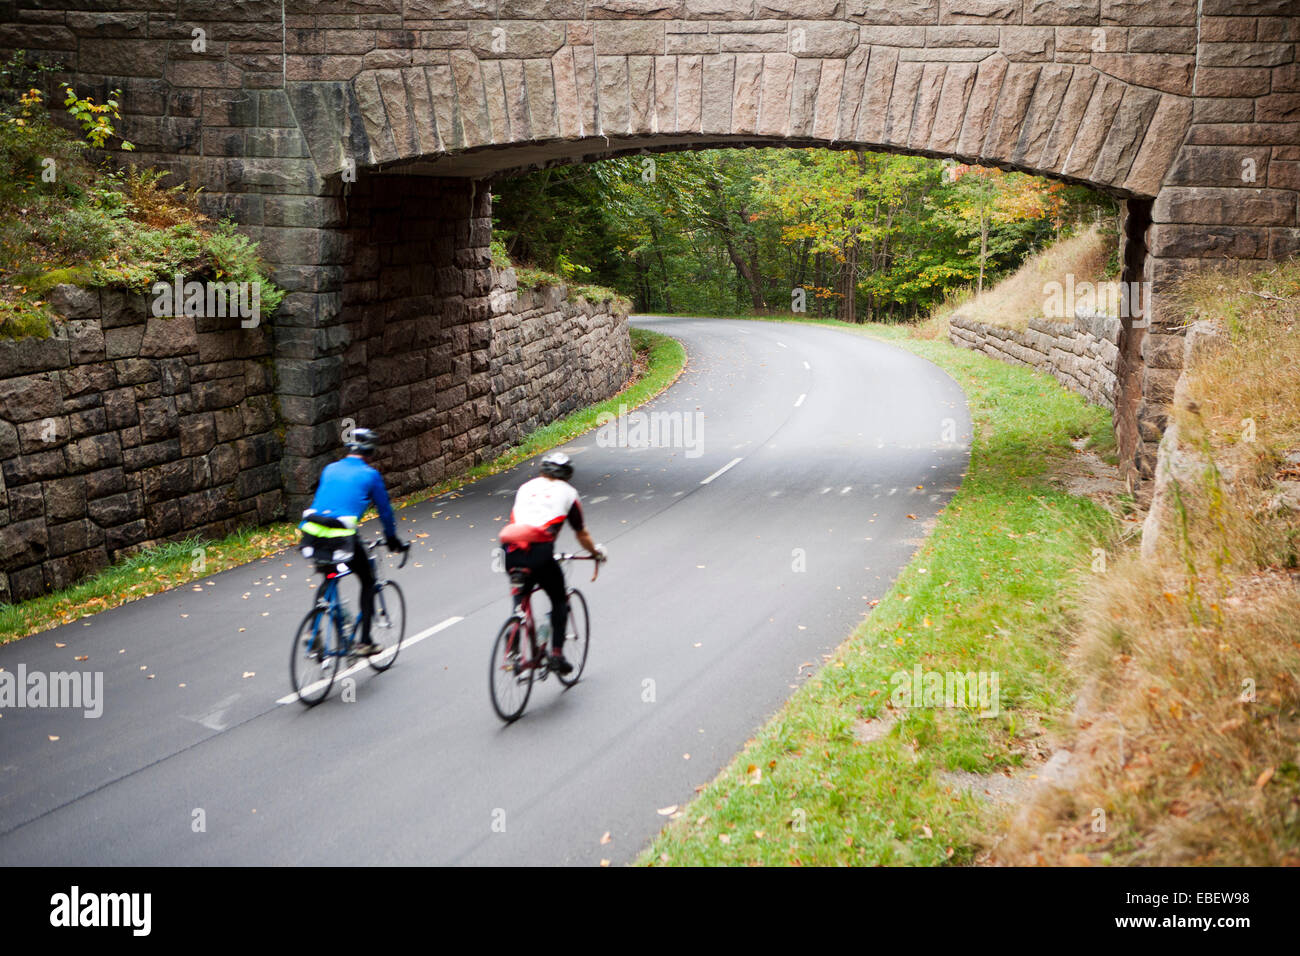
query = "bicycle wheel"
xmin=557 ymin=588 xmax=589 ymax=688
xmin=367 ymin=580 xmax=406 ymax=672
xmin=489 ymin=617 xmax=534 ymax=723
xmin=290 ymin=606 xmax=341 ymax=706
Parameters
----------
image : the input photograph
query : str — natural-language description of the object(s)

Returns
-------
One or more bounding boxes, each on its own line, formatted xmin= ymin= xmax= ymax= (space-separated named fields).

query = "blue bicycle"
xmin=289 ymin=537 xmax=408 ymax=706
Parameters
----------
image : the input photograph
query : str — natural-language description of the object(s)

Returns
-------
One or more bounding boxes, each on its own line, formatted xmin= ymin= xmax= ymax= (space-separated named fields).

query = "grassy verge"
xmin=639 ymin=317 xmax=1117 ymax=865
xmin=998 ymin=262 xmax=1300 ymax=865
xmin=0 ymin=326 xmax=685 ymax=645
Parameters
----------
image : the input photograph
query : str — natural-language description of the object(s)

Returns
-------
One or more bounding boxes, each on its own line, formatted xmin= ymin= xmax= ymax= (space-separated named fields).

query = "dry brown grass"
xmin=996 ymin=259 xmax=1300 ymax=866
xmin=122 ymin=166 xmax=206 ymax=230
xmin=940 ymin=223 xmax=1116 ymax=331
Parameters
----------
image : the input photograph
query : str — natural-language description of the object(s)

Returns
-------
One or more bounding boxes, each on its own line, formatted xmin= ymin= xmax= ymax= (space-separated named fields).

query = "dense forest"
xmin=492 ymin=148 xmax=1119 ymax=323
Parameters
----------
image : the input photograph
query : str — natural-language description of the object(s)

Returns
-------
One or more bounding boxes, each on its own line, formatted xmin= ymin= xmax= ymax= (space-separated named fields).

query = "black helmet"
xmin=345 ymin=427 xmax=378 ymax=455
xmin=540 ymin=451 xmax=573 ymax=480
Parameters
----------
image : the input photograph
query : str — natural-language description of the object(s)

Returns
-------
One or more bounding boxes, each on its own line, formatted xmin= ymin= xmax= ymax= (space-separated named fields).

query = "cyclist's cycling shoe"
xmin=547 ymin=652 xmax=573 ymax=675
xmin=351 ymin=641 xmax=383 ymax=657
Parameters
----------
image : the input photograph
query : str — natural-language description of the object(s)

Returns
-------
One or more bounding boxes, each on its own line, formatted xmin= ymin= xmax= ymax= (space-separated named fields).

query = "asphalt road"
xmin=0 ymin=316 xmax=970 ymax=866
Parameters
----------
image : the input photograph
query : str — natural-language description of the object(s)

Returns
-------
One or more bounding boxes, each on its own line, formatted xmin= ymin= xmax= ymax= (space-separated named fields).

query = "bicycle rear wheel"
xmin=367 ymin=580 xmax=406 ymax=672
xmin=557 ymin=588 xmax=589 ymax=688
xmin=489 ymin=617 xmax=534 ymax=723
xmin=290 ymin=606 xmax=341 ymax=706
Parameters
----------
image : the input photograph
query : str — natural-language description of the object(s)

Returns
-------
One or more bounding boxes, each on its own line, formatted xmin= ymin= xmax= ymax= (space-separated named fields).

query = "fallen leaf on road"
xmin=55 ymin=643 xmax=65 ymax=648
xmin=600 ymin=832 xmax=611 ymax=845
xmin=242 ymin=671 xmax=255 ymax=679
xmin=657 ymin=805 xmax=678 ymax=816
xmin=75 ymin=655 xmax=88 ymax=662
xmin=599 ymin=859 xmax=610 ymax=867
xmin=48 ymin=735 xmax=59 ymax=742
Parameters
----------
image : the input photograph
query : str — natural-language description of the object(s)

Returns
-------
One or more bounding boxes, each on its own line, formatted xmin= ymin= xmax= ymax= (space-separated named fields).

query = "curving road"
xmin=0 ymin=317 xmax=970 ymax=866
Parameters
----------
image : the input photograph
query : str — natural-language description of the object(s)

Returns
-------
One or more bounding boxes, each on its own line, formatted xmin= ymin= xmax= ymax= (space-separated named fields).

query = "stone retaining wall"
xmin=0 ymin=287 xmax=280 ymax=604
xmin=949 ymin=313 xmax=1122 ymax=412
xmin=317 ymin=173 xmax=632 ymax=503
xmin=489 ymin=267 xmax=633 ymax=451
xmin=0 ymin=264 xmax=631 ymax=602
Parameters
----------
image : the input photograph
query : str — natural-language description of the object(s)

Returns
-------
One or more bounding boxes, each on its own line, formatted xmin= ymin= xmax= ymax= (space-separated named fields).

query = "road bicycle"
xmin=489 ymin=553 xmax=599 ymax=723
xmin=289 ymin=537 xmax=408 ymax=706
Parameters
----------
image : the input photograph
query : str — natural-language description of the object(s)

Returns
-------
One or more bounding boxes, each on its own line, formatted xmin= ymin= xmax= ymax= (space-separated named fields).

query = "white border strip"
xmin=700 ymin=457 xmax=743 ymax=485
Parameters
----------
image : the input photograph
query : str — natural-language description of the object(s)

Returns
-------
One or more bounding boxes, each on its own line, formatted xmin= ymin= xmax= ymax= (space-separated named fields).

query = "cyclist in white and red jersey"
xmin=498 ymin=451 xmax=606 ymax=674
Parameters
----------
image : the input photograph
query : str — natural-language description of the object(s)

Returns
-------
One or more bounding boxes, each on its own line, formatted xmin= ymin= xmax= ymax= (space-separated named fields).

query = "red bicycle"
xmin=489 ymin=553 xmax=599 ymax=723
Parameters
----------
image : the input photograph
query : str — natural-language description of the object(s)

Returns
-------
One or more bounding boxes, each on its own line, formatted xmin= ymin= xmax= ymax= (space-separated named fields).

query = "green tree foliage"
xmin=494 ymin=147 xmax=1117 ymax=322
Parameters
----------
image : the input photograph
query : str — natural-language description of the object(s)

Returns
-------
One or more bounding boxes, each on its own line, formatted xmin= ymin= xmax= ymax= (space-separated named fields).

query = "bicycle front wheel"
xmin=367 ymin=580 xmax=406 ymax=672
xmin=557 ymin=588 xmax=589 ymax=688
xmin=290 ymin=607 xmax=341 ymax=706
xmin=489 ymin=617 xmax=533 ymax=723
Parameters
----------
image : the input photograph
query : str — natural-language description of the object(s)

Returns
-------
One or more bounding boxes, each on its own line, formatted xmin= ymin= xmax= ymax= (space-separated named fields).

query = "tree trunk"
xmin=977 ymin=210 xmax=988 ymax=297
xmin=649 ymin=222 xmax=674 ymax=313
xmin=836 ymin=246 xmax=858 ymax=322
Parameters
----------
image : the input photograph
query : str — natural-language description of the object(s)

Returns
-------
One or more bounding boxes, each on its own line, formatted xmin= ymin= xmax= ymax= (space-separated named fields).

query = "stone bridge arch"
xmin=302 ymin=18 xmax=1188 ymax=197
xmin=4 ymin=0 xmax=1297 ymax=500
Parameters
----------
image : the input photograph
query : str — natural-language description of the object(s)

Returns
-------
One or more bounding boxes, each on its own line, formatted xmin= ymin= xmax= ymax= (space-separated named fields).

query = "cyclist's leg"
xmin=536 ymin=556 xmax=568 ymax=651
xmin=349 ymin=540 xmax=376 ymax=644
xmin=504 ymin=547 xmax=532 ymax=612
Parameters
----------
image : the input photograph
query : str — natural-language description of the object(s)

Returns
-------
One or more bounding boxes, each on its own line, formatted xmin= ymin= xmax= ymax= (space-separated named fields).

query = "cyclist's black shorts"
xmin=505 ymin=542 xmax=568 ymax=642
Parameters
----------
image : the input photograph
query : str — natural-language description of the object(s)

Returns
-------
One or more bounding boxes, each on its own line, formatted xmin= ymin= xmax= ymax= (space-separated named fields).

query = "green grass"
xmin=0 ymin=326 xmax=685 ymax=645
xmin=490 ymin=238 xmax=633 ymax=313
xmin=638 ymin=316 xmax=1117 ymax=866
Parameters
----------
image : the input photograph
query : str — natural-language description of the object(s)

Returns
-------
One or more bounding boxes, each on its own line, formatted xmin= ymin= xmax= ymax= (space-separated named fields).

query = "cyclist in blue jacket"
xmin=299 ymin=428 xmax=408 ymax=656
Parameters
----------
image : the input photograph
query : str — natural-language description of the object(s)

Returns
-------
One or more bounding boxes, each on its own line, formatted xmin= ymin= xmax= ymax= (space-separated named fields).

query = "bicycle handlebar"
xmin=556 ymin=551 xmax=604 ymax=582
xmin=367 ymin=536 xmax=410 ymax=570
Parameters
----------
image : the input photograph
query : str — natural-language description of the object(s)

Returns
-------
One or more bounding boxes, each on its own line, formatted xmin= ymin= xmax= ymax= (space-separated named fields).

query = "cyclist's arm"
xmin=566 ymin=499 xmax=600 ymax=556
xmin=368 ymin=470 xmax=399 ymax=541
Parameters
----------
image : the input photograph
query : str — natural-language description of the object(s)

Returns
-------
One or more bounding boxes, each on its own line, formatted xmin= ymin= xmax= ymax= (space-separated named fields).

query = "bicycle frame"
xmin=506 ymin=553 xmax=596 ymax=675
xmin=308 ymin=570 xmax=359 ymax=658
xmin=306 ymin=541 xmax=401 ymax=659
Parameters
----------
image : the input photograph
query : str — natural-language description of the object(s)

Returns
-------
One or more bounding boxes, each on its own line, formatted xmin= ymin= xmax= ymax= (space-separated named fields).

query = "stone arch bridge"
xmin=4 ymin=0 xmax=1298 ymax=497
